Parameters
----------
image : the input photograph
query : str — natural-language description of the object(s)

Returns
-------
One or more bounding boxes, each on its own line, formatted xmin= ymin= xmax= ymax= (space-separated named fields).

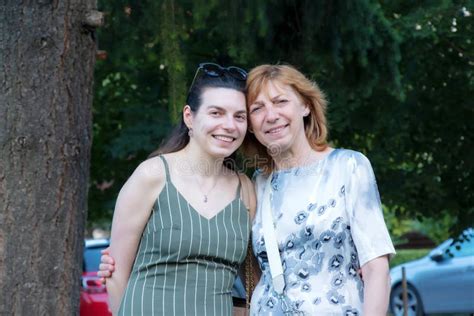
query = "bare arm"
xmin=106 ymin=159 xmax=164 ymax=314
xmin=361 ymin=255 xmax=391 ymax=316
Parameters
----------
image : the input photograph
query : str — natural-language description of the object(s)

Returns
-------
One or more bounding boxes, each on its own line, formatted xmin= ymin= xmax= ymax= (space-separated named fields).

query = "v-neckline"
xmin=168 ymin=181 xmax=241 ymax=221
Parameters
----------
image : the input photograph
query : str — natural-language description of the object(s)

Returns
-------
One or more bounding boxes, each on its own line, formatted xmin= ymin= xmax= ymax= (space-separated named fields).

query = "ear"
xmin=183 ymin=105 xmax=193 ymax=129
xmin=303 ymin=105 xmax=310 ymax=117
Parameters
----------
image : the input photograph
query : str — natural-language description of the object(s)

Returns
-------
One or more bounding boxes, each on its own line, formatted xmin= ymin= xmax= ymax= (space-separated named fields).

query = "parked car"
xmin=389 ymin=228 xmax=474 ymax=316
xmin=80 ymin=239 xmax=111 ymax=316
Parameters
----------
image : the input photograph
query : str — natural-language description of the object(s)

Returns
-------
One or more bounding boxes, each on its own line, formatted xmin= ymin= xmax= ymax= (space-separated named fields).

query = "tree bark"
xmin=0 ymin=1 xmax=96 ymax=314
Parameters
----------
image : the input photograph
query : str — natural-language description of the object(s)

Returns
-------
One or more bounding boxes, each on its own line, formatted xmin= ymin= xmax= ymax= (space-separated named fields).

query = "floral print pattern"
xmin=250 ymin=149 xmax=395 ymax=315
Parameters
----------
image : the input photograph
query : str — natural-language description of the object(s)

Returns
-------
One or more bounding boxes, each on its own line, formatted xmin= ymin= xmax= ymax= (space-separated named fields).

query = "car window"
xmin=84 ymin=246 xmax=107 ymax=272
xmin=445 ymin=230 xmax=474 ymax=259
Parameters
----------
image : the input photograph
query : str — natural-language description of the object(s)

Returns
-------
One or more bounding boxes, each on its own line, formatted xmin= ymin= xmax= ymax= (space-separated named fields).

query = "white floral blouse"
xmin=250 ymin=149 xmax=395 ymax=315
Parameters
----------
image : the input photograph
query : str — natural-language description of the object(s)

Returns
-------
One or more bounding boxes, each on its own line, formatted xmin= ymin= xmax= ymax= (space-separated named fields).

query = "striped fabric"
xmin=119 ymin=156 xmax=251 ymax=315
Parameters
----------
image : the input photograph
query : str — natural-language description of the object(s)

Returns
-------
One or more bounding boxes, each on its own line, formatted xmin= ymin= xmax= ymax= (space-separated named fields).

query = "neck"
xmin=175 ymin=143 xmax=226 ymax=178
xmin=271 ymin=140 xmax=318 ymax=170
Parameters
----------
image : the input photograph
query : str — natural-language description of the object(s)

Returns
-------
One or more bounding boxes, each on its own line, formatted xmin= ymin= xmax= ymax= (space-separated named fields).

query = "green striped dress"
xmin=118 ymin=156 xmax=251 ymax=316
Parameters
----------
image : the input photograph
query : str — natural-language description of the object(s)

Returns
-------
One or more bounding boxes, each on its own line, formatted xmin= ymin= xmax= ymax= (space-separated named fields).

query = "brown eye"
xmin=235 ymin=114 xmax=247 ymax=121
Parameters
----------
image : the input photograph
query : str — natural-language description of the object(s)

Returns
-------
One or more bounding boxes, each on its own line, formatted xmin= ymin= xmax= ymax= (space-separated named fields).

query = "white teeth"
xmin=214 ymin=135 xmax=234 ymax=142
xmin=268 ymin=126 xmax=286 ymax=134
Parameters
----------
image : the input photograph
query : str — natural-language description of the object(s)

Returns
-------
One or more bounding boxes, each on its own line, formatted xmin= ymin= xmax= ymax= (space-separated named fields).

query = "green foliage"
xmin=411 ymin=214 xmax=458 ymax=244
xmin=375 ymin=1 xmax=474 ymax=235
xmin=88 ymin=0 xmax=474 ymax=236
xmin=383 ymin=205 xmax=415 ymax=242
xmin=390 ymin=248 xmax=431 ymax=268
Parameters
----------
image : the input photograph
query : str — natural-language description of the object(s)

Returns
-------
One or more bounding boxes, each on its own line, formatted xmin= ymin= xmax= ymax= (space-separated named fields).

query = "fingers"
xmin=101 ymin=247 xmax=110 ymax=256
xmin=97 ymin=266 xmax=111 ymax=284
xmin=100 ymin=254 xmax=115 ymax=265
xmin=98 ymin=248 xmax=115 ymax=284
xmin=97 ymin=269 xmax=111 ymax=278
xmin=98 ymin=247 xmax=113 ymax=284
xmin=98 ymin=263 xmax=114 ymax=274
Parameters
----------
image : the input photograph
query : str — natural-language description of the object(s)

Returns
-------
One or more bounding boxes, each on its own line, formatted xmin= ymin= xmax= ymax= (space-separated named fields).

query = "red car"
xmin=80 ymin=239 xmax=111 ymax=316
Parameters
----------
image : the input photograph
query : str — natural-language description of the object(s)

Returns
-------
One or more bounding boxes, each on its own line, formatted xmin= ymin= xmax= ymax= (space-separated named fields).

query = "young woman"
xmin=104 ymin=63 xmax=256 ymax=316
xmin=101 ymin=64 xmax=395 ymax=315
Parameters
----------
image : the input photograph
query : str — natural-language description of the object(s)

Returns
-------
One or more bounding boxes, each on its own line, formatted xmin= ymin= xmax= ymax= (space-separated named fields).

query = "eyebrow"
xmin=206 ymin=105 xmax=225 ymax=111
xmin=206 ymin=105 xmax=247 ymax=114
xmin=270 ymin=94 xmax=285 ymax=102
xmin=252 ymin=94 xmax=286 ymax=105
xmin=250 ymin=100 xmax=265 ymax=107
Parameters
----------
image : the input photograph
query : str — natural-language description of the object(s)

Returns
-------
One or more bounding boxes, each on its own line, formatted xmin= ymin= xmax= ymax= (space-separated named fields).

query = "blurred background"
xmin=88 ymin=0 xmax=473 ymax=246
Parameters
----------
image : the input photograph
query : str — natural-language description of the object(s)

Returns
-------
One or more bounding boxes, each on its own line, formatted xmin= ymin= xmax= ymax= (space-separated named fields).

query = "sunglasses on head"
xmin=187 ymin=62 xmax=248 ymax=96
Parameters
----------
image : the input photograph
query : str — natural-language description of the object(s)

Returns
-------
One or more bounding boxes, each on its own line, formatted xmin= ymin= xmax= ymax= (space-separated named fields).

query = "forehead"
xmin=200 ymin=87 xmax=247 ymax=111
xmin=254 ymin=80 xmax=295 ymax=101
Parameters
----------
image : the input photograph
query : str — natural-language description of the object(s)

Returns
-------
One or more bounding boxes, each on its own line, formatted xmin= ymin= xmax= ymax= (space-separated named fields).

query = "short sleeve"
xmin=345 ymin=152 xmax=395 ymax=267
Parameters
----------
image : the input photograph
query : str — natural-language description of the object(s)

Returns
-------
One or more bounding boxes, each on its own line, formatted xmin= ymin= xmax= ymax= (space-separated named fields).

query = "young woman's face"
xmin=187 ymin=87 xmax=247 ymax=158
xmin=248 ymin=80 xmax=309 ymax=154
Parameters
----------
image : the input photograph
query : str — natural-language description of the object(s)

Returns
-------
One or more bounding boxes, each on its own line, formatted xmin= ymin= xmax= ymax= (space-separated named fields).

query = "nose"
xmin=222 ymin=114 xmax=237 ymax=131
xmin=265 ymin=106 xmax=279 ymax=123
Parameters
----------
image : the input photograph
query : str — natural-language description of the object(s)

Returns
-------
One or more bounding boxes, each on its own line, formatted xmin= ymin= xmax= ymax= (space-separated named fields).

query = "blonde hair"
xmin=242 ymin=64 xmax=328 ymax=171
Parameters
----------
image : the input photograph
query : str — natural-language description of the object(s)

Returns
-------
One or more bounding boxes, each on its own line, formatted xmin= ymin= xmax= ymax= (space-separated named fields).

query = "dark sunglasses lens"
xmin=227 ymin=67 xmax=247 ymax=80
xmin=201 ymin=63 xmax=223 ymax=77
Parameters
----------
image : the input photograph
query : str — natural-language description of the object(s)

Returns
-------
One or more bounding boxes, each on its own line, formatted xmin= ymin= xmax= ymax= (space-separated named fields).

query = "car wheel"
xmin=390 ymin=284 xmax=424 ymax=316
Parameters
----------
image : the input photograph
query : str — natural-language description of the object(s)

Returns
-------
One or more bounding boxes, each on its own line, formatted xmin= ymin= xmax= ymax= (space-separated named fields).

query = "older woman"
xmin=244 ymin=64 xmax=394 ymax=315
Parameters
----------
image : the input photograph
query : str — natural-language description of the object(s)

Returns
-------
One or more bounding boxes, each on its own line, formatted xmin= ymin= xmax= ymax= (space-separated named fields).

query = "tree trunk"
xmin=0 ymin=1 xmax=96 ymax=314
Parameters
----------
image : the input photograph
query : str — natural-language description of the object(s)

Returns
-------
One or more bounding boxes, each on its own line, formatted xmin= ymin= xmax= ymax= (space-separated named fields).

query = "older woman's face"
xmin=248 ymin=80 xmax=309 ymax=154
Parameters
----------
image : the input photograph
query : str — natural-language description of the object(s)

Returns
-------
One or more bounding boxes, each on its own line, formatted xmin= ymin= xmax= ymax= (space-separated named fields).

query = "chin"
xmin=208 ymin=147 xmax=238 ymax=159
xmin=262 ymin=138 xmax=292 ymax=155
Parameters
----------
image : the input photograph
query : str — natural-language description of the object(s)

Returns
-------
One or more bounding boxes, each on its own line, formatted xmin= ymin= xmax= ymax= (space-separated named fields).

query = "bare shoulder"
xmin=113 ymin=156 xmax=167 ymax=226
xmin=128 ymin=156 xmax=166 ymax=191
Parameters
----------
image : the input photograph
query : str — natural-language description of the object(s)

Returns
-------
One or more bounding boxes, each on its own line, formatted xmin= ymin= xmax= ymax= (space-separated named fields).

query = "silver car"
xmin=389 ymin=228 xmax=474 ymax=316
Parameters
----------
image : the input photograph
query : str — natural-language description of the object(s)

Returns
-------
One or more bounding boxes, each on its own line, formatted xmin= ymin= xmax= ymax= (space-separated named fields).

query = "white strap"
xmin=261 ymin=173 xmax=285 ymax=294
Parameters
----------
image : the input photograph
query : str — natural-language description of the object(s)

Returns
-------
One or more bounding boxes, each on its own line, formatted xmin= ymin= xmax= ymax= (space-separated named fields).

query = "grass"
xmin=390 ymin=248 xmax=431 ymax=268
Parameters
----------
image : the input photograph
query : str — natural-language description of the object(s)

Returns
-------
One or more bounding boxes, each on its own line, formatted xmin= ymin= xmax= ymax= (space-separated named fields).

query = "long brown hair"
xmin=242 ymin=64 xmax=328 ymax=171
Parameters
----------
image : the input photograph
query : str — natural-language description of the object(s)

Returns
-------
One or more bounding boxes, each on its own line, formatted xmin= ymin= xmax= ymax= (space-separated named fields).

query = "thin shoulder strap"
xmin=235 ymin=173 xmax=242 ymax=198
xmin=158 ymin=155 xmax=170 ymax=181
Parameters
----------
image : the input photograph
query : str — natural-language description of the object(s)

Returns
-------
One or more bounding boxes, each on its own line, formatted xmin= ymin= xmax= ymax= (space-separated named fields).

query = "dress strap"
xmin=158 ymin=155 xmax=171 ymax=181
xmin=235 ymin=174 xmax=242 ymax=198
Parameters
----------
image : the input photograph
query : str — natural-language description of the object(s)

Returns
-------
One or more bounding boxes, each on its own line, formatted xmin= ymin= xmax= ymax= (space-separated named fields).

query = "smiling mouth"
xmin=265 ymin=124 xmax=289 ymax=134
xmin=213 ymin=135 xmax=236 ymax=143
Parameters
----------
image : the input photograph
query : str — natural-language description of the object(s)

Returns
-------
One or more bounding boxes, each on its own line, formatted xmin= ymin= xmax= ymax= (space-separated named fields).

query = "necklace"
xmin=195 ymin=176 xmax=219 ymax=203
